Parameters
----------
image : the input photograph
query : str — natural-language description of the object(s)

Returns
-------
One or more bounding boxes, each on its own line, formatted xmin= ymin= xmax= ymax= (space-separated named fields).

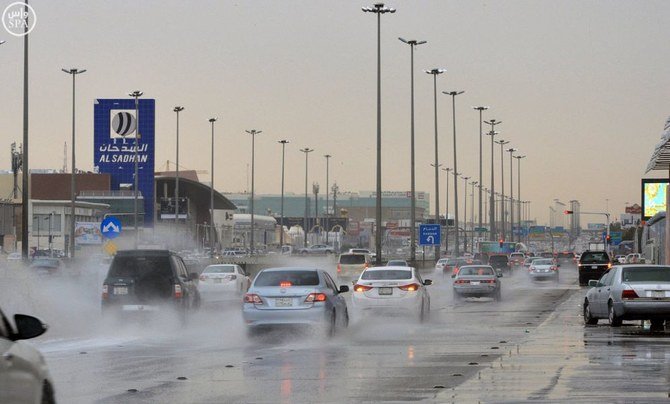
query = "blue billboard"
xmin=94 ymin=99 xmax=155 ymax=226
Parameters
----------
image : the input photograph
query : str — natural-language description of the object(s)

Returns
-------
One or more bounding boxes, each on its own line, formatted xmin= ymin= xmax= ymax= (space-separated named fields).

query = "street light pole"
xmin=471 ymin=181 xmax=477 ymax=252
xmin=514 ymin=155 xmax=526 ymax=244
xmin=208 ymin=118 xmax=217 ymax=255
xmin=473 ymin=106 xmax=488 ymax=241
xmin=506 ymin=147 xmax=517 ymax=242
xmin=21 ymin=1 xmax=29 ymax=260
xmin=444 ymin=90 xmax=465 ymax=256
xmin=128 ymin=90 xmax=143 ymax=249
xmin=173 ymin=106 xmax=184 ymax=226
xmin=442 ymin=167 xmax=452 ymax=255
xmin=62 ymin=68 xmax=86 ymax=259
xmin=278 ymin=140 xmax=289 ymax=247
xmin=324 ymin=154 xmax=332 ymax=245
xmin=363 ymin=2 xmax=395 ymax=266
xmin=484 ymin=120 xmax=501 ymax=240
xmin=300 ymin=148 xmax=314 ymax=245
xmin=495 ymin=139 xmax=510 ymax=240
xmin=399 ymin=37 xmax=426 ymax=263
xmin=462 ymin=176 xmax=470 ymax=253
xmin=246 ymin=129 xmax=262 ymax=255
xmin=426 ymin=69 xmax=446 ymax=261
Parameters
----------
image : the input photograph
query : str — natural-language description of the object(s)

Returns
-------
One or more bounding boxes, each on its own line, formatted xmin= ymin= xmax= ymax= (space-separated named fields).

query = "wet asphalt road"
xmin=4 ymin=260 xmax=670 ymax=402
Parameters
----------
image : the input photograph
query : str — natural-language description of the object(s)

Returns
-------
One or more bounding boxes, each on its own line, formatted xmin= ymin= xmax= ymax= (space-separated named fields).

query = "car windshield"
xmin=340 ymin=254 xmax=366 ymax=264
xmin=387 ymin=260 xmax=407 ymax=266
xmin=361 ymin=270 xmax=412 ymax=280
xmin=458 ymin=266 xmax=495 ymax=276
xmin=108 ymin=255 xmax=172 ymax=278
xmin=622 ymin=267 xmax=670 ymax=283
xmin=581 ymin=252 xmax=609 ymax=263
xmin=254 ymin=270 xmax=320 ymax=286
xmin=534 ymin=259 xmax=553 ymax=265
xmin=204 ymin=265 xmax=235 ymax=274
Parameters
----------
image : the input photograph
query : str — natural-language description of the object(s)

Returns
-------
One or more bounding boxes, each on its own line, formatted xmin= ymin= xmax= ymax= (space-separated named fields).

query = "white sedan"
xmin=198 ymin=264 xmax=251 ymax=302
xmin=351 ymin=266 xmax=431 ymax=321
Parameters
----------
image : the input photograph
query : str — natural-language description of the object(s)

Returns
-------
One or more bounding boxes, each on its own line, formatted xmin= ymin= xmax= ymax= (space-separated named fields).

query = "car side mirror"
xmin=189 ymin=272 xmax=199 ymax=281
xmin=423 ymin=279 xmax=433 ymax=286
xmin=13 ymin=314 xmax=47 ymax=340
xmin=339 ymin=285 xmax=350 ymax=293
xmin=587 ymin=279 xmax=599 ymax=288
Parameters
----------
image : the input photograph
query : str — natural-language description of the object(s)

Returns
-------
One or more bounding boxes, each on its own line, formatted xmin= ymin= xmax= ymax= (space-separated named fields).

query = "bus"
xmin=642 ymin=211 xmax=665 ymax=264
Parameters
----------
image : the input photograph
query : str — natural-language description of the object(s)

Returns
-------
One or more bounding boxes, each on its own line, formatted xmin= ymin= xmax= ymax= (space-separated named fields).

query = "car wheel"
xmin=327 ymin=311 xmax=336 ymax=338
xmin=301 ymin=251 xmax=308 ymax=255
xmin=583 ymin=300 xmax=598 ymax=325
xmin=419 ymin=303 xmax=426 ymax=323
xmin=495 ymin=288 xmax=502 ymax=302
xmin=343 ymin=309 xmax=349 ymax=329
xmin=41 ymin=381 xmax=55 ymax=404
xmin=608 ymin=302 xmax=622 ymax=327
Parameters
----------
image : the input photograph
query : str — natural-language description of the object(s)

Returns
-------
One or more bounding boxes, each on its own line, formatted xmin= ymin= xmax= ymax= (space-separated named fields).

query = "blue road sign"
xmin=101 ymin=216 xmax=122 ymax=239
xmin=419 ymin=224 xmax=441 ymax=246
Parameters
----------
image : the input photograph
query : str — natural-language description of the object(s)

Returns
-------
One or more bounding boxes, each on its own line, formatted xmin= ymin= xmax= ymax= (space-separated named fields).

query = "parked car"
xmin=352 ymin=266 xmax=431 ymax=321
xmin=198 ymin=264 xmax=251 ymax=303
xmin=0 ymin=306 xmax=55 ymax=404
xmin=583 ymin=265 xmax=670 ymax=329
xmin=242 ymin=267 xmax=349 ymax=336
xmin=578 ymin=250 xmax=612 ymax=286
xmin=7 ymin=252 xmax=22 ymax=261
xmin=337 ymin=253 xmax=372 ymax=280
xmin=452 ymin=265 xmax=502 ymax=301
xmin=298 ymin=244 xmax=336 ymax=255
xmin=528 ymin=258 xmax=560 ymax=283
xmin=101 ymin=250 xmax=201 ymax=321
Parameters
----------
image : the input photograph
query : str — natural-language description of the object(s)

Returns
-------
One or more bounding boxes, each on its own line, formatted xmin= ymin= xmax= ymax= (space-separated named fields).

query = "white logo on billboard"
xmin=110 ymin=110 xmax=137 ymax=139
xmin=2 ymin=2 xmax=36 ymax=37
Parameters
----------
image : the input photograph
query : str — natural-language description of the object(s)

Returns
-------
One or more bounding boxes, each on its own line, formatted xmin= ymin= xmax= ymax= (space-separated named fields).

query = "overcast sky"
xmin=1 ymin=0 xmax=668 ymax=225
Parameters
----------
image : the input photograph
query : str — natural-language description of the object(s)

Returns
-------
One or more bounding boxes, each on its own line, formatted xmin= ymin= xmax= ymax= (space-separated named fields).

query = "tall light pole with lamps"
xmin=426 ymin=69 xmax=446 ymax=260
xmin=363 ymin=2 xmax=396 ymax=266
xmin=246 ymin=129 xmax=262 ymax=254
xmin=208 ymin=118 xmax=217 ymax=255
xmin=278 ymin=140 xmax=289 ymax=247
xmin=128 ymin=90 xmax=143 ymax=249
xmin=300 ymin=148 xmax=314 ymax=245
xmin=470 ymin=181 xmax=477 ymax=251
xmin=472 ymin=106 xmax=488 ymax=240
xmin=62 ymin=68 xmax=86 ymax=258
xmin=506 ymin=147 xmax=517 ymax=242
xmin=484 ymin=119 xmax=501 ymax=240
xmin=514 ymin=155 xmax=526 ymax=242
xmin=461 ymin=176 xmax=470 ymax=253
xmin=444 ymin=90 xmax=465 ymax=256
xmin=442 ymin=167 xmax=452 ymax=254
xmin=173 ymin=106 xmax=184 ymax=225
xmin=398 ymin=37 xmax=426 ymax=262
xmin=324 ymin=154 xmax=332 ymax=245
xmin=495 ymin=139 xmax=510 ymax=240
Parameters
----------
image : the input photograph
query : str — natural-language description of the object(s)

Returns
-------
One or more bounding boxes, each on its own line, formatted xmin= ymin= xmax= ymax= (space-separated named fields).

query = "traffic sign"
xmin=101 ymin=216 xmax=122 ymax=239
xmin=419 ymin=224 xmax=441 ymax=246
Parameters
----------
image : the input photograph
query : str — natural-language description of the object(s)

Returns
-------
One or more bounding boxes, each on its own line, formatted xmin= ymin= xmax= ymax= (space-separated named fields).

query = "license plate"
xmin=591 ymin=266 xmax=598 ymax=269
xmin=213 ymin=278 xmax=222 ymax=283
xmin=379 ymin=287 xmax=393 ymax=295
xmin=114 ymin=287 xmax=128 ymax=295
xmin=275 ymin=297 xmax=293 ymax=307
xmin=652 ymin=290 xmax=665 ymax=298
xmin=471 ymin=281 xmax=481 ymax=285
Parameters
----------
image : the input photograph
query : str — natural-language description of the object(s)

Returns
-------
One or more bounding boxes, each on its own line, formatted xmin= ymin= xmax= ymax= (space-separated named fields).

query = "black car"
xmin=488 ymin=254 xmax=510 ymax=273
xmin=101 ymin=250 xmax=201 ymax=321
xmin=578 ymin=250 xmax=611 ymax=286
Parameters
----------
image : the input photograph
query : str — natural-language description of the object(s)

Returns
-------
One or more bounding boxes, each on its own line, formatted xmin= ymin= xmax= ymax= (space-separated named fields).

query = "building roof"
xmin=155 ymin=176 xmax=236 ymax=210
xmin=646 ymin=116 xmax=670 ymax=172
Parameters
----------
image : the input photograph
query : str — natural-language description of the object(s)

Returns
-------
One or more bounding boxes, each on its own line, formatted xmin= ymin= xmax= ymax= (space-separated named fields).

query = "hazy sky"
xmin=1 ymin=0 xmax=669 ymax=225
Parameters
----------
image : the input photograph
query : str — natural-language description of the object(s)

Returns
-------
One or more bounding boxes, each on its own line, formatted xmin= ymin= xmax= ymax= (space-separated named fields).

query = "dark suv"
xmin=488 ymin=254 xmax=510 ymax=273
xmin=101 ymin=250 xmax=200 ymax=320
xmin=578 ymin=250 xmax=611 ymax=286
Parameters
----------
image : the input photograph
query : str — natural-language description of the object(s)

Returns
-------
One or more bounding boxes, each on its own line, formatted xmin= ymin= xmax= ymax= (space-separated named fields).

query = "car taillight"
xmin=622 ymin=289 xmax=639 ymax=300
xmin=607 ymin=263 xmax=612 ymax=269
xmin=454 ymin=279 xmax=470 ymax=284
xmin=530 ymin=266 xmax=536 ymax=271
xmin=550 ymin=266 xmax=557 ymax=271
xmin=399 ymin=283 xmax=420 ymax=291
xmin=244 ymin=293 xmax=263 ymax=304
xmin=280 ymin=281 xmax=292 ymax=287
xmin=174 ymin=284 xmax=183 ymax=299
xmin=337 ymin=264 xmax=342 ymax=273
xmin=481 ymin=279 xmax=496 ymax=284
xmin=354 ymin=284 xmax=372 ymax=292
xmin=228 ymin=275 xmax=237 ymax=280
xmin=305 ymin=293 xmax=327 ymax=303
xmin=102 ymin=284 xmax=108 ymax=299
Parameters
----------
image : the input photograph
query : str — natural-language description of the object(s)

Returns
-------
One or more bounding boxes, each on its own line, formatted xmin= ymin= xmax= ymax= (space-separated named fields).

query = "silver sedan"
xmin=584 ymin=265 xmax=670 ymax=329
xmin=527 ymin=258 xmax=559 ymax=283
xmin=452 ymin=265 xmax=502 ymax=301
xmin=242 ymin=267 xmax=349 ymax=336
